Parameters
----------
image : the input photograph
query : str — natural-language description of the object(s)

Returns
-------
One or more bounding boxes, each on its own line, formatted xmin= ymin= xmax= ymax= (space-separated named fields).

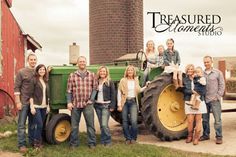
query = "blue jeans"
xmin=202 ymin=100 xmax=222 ymax=138
xmin=31 ymin=108 xmax=46 ymax=144
xmin=122 ymin=99 xmax=138 ymax=141
xmin=17 ymin=104 xmax=34 ymax=148
xmin=94 ymin=103 xmax=111 ymax=144
xmin=70 ymin=104 xmax=96 ymax=147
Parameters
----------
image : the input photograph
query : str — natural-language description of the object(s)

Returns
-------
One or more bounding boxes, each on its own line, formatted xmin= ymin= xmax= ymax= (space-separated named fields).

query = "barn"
xmin=0 ymin=0 xmax=42 ymax=118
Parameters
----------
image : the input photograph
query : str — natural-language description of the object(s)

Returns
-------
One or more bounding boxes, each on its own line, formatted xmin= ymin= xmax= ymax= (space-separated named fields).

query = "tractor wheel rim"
xmin=55 ymin=120 xmax=71 ymax=142
xmin=157 ymin=84 xmax=187 ymax=131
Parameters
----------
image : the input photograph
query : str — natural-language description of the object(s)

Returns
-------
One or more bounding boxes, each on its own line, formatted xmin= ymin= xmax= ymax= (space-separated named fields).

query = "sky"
xmin=11 ymin=0 xmax=236 ymax=70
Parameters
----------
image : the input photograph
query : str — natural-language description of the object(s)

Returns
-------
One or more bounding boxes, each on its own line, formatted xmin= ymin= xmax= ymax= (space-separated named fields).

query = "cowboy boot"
xmin=186 ymin=131 xmax=193 ymax=143
xmin=186 ymin=124 xmax=194 ymax=143
xmin=193 ymin=131 xmax=201 ymax=145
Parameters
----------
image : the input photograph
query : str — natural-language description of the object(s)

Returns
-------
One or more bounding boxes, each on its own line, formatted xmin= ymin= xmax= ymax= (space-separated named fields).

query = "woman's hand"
xmin=31 ymin=106 xmax=36 ymax=115
xmin=117 ymin=106 xmax=122 ymax=112
xmin=67 ymin=103 xmax=74 ymax=111
xmin=46 ymin=105 xmax=50 ymax=114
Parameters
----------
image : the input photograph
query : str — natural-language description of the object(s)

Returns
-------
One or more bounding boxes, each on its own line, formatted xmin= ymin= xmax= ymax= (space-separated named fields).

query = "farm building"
xmin=0 ymin=0 xmax=42 ymax=118
xmin=213 ymin=57 xmax=236 ymax=99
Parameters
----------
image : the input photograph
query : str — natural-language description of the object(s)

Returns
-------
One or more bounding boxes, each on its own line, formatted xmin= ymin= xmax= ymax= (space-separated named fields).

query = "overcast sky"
xmin=11 ymin=0 xmax=236 ymax=69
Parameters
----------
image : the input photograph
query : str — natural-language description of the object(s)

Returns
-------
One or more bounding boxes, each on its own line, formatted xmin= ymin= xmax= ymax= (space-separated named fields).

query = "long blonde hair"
xmin=185 ymin=64 xmax=195 ymax=74
xmin=145 ymin=40 xmax=155 ymax=55
xmin=97 ymin=66 xmax=111 ymax=86
xmin=124 ymin=65 xmax=137 ymax=79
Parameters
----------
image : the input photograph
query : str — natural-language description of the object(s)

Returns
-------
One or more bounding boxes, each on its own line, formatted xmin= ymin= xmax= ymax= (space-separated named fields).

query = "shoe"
xmin=88 ymin=145 xmax=96 ymax=149
xmin=104 ymin=143 xmax=112 ymax=147
xmin=125 ymin=140 xmax=131 ymax=145
xmin=19 ymin=146 xmax=28 ymax=153
xmin=199 ymin=136 xmax=210 ymax=141
xmin=130 ymin=140 xmax=137 ymax=144
xmin=69 ymin=145 xmax=77 ymax=150
xmin=216 ymin=137 xmax=223 ymax=144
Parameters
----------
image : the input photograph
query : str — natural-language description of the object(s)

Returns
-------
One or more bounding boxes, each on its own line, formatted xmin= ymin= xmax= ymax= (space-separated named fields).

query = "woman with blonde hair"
xmin=94 ymin=66 xmax=115 ymax=146
xmin=142 ymin=40 xmax=158 ymax=86
xmin=117 ymin=65 xmax=148 ymax=144
xmin=183 ymin=64 xmax=207 ymax=145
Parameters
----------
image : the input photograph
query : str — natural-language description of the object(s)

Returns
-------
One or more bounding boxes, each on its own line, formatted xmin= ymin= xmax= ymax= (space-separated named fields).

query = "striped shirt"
xmin=204 ymin=68 xmax=225 ymax=103
xmin=67 ymin=70 xmax=97 ymax=108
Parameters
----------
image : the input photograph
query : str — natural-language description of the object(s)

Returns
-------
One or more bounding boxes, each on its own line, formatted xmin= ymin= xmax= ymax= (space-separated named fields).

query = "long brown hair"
xmin=35 ymin=64 xmax=48 ymax=82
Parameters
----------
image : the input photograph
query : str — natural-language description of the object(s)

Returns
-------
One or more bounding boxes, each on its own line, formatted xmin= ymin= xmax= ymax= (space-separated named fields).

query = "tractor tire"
xmin=141 ymin=73 xmax=187 ymax=141
xmin=46 ymin=113 xmax=71 ymax=144
xmin=111 ymin=110 xmax=122 ymax=124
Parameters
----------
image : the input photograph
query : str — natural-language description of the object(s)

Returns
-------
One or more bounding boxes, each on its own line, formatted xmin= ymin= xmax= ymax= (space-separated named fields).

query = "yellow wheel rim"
xmin=54 ymin=120 xmax=71 ymax=142
xmin=157 ymin=84 xmax=187 ymax=132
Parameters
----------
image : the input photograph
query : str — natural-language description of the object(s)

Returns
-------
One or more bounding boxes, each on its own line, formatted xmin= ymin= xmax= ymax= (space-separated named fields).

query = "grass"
xmin=0 ymin=123 xmax=233 ymax=157
xmin=0 ymin=121 xmax=17 ymax=133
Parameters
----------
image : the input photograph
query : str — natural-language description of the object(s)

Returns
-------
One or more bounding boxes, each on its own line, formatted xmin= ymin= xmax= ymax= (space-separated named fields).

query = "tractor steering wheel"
xmin=136 ymin=49 xmax=147 ymax=71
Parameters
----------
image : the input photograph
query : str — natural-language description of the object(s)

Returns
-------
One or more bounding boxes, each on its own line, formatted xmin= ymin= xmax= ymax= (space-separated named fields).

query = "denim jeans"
xmin=202 ymin=100 xmax=222 ymax=138
xmin=70 ymin=104 xmax=96 ymax=147
xmin=94 ymin=103 xmax=111 ymax=144
xmin=31 ymin=108 xmax=46 ymax=144
xmin=17 ymin=104 xmax=34 ymax=148
xmin=122 ymin=99 xmax=138 ymax=141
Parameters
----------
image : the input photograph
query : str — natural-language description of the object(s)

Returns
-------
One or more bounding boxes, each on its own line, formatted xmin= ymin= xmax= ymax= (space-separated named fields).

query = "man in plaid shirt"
xmin=67 ymin=56 xmax=98 ymax=149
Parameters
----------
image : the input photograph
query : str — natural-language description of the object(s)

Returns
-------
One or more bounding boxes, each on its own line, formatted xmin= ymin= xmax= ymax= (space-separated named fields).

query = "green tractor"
xmin=45 ymin=51 xmax=187 ymax=144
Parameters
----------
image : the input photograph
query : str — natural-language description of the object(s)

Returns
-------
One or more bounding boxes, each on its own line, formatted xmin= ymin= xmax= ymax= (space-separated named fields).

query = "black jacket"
xmin=31 ymin=78 xmax=50 ymax=105
xmin=95 ymin=80 xmax=116 ymax=109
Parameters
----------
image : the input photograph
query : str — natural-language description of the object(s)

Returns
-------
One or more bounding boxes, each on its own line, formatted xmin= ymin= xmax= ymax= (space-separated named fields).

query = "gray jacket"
xmin=163 ymin=49 xmax=181 ymax=66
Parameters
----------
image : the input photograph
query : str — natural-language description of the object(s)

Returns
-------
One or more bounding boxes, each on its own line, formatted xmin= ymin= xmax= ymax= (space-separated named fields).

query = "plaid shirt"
xmin=67 ymin=70 xmax=97 ymax=108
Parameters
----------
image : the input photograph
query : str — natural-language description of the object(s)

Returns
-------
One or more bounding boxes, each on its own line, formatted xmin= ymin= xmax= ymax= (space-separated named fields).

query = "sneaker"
xmin=104 ymin=143 xmax=112 ymax=147
xmin=130 ymin=140 xmax=137 ymax=144
xmin=199 ymin=136 xmax=210 ymax=141
xmin=19 ymin=146 xmax=28 ymax=153
xmin=125 ymin=140 xmax=131 ymax=145
xmin=216 ymin=137 xmax=223 ymax=144
xmin=88 ymin=145 xmax=96 ymax=149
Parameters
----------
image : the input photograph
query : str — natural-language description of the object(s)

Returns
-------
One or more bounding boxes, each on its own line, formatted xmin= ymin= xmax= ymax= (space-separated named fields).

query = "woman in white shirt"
xmin=94 ymin=66 xmax=115 ymax=146
xmin=117 ymin=65 xmax=147 ymax=144
xmin=30 ymin=64 xmax=50 ymax=149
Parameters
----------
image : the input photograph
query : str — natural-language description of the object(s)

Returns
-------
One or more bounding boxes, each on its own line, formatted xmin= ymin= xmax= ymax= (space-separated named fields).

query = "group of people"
xmin=14 ymin=38 xmax=225 ymax=153
xmin=14 ymin=53 xmax=50 ymax=152
xmin=143 ymin=38 xmax=225 ymax=145
xmin=67 ymin=56 xmax=149 ymax=148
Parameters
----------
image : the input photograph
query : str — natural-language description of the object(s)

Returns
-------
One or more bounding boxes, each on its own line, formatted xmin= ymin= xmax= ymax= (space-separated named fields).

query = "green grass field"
xmin=0 ymin=122 xmax=232 ymax=157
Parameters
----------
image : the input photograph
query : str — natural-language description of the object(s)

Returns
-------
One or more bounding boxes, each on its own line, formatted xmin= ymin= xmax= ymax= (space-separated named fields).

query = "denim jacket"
xmin=95 ymin=80 xmax=116 ymax=109
xmin=163 ymin=49 xmax=181 ymax=66
xmin=183 ymin=76 xmax=193 ymax=101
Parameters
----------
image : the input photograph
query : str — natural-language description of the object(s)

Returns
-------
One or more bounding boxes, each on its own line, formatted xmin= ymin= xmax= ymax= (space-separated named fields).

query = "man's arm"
xmin=66 ymin=74 xmax=74 ymax=111
xmin=217 ymin=71 xmax=225 ymax=100
xmin=14 ymin=70 xmax=23 ymax=110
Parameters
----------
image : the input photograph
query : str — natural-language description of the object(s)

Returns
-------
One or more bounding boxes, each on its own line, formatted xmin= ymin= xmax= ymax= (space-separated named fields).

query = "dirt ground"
xmin=1 ymin=101 xmax=236 ymax=156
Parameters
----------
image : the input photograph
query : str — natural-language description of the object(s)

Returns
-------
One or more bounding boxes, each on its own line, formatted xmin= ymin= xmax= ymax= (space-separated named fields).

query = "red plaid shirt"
xmin=67 ymin=70 xmax=97 ymax=108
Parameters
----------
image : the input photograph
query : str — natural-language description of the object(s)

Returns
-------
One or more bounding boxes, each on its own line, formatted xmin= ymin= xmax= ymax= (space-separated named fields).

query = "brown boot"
xmin=173 ymin=79 xmax=179 ymax=89
xmin=186 ymin=132 xmax=193 ymax=143
xmin=193 ymin=131 xmax=201 ymax=145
